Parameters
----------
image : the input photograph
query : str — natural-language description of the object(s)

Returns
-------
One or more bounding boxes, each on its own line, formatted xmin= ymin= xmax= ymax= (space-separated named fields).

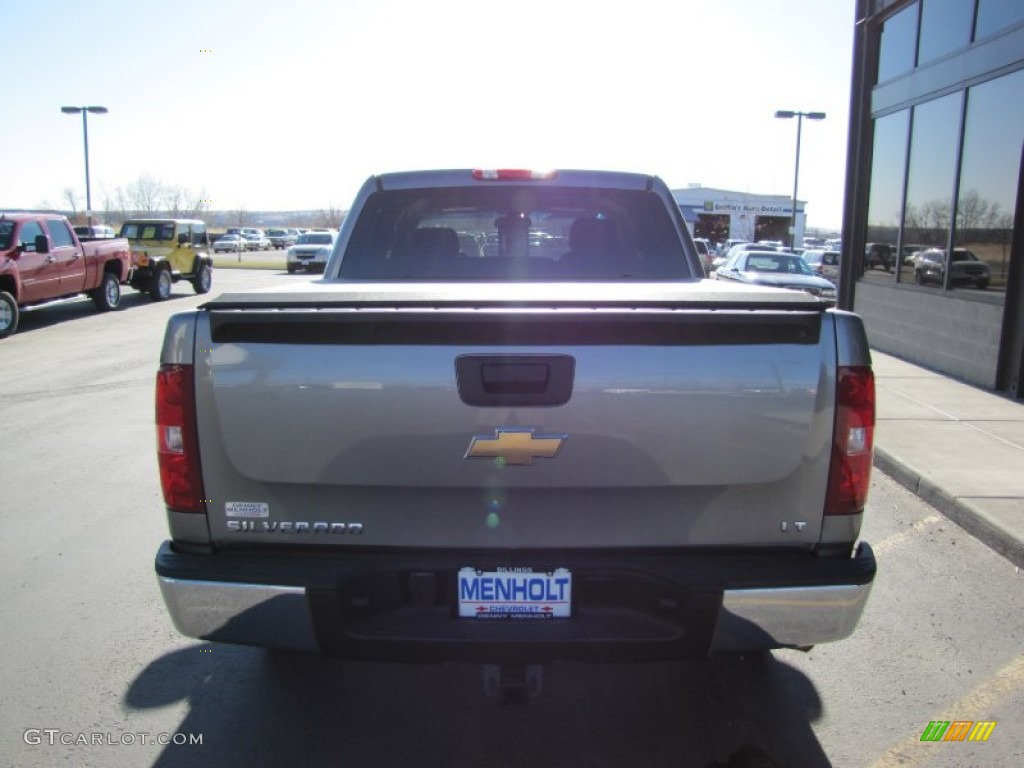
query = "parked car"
xmin=152 ymin=167 xmax=876 ymax=665
xmin=247 ymin=234 xmax=272 ymax=250
xmin=265 ymin=228 xmax=298 ymax=250
xmin=714 ymin=249 xmax=837 ymax=303
xmin=693 ymin=238 xmax=714 ymax=275
xmin=286 ymin=230 xmax=337 ymax=273
xmin=73 ymin=224 xmax=116 ymax=240
xmin=900 ymin=243 xmax=929 ymax=266
xmin=802 ymin=249 xmax=841 ymax=283
xmin=720 ymin=238 xmax=749 ymax=255
xmin=722 ymin=241 xmax=777 ymax=262
xmin=239 ymin=228 xmax=270 ymax=250
xmin=864 ymin=242 xmax=894 ymax=271
xmin=213 ymin=234 xmax=247 ymax=253
xmin=120 ymin=218 xmax=213 ymax=300
xmin=913 ymin=248 xmax=990 ymax=289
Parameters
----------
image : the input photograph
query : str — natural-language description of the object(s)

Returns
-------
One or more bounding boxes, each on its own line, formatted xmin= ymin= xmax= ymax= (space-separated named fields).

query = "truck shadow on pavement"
xmin=13 ymin=290 xmax=184 ymax=336
xmin=126 ymin=643 xmax=830 ymax=768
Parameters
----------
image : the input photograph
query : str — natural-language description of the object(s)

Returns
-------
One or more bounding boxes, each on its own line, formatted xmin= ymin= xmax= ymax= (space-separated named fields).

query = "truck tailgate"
xmin=189 ymin=286 xmax=837 ymax=551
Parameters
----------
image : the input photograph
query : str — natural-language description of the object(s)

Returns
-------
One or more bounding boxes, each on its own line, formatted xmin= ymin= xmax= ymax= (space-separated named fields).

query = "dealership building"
xmin=840 ymin=0 xmax=1024 ymax=398
xmin=672 ymin=187 xmax=810 ymax=247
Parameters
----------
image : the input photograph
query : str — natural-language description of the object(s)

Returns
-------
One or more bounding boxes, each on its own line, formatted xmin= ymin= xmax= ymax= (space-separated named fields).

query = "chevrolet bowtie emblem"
xmin=465 ymin=428 xmax=567 ymax=466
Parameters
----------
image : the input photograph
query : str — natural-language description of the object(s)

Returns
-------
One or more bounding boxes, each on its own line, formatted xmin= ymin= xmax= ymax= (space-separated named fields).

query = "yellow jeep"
xmin=119 ymin=218 xmax=213 ymax=301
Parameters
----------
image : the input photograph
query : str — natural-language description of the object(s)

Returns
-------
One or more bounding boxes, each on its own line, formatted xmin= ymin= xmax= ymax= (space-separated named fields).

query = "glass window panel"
xmin=918 ymin=0 xmax=974 ymax=65
xmin=975 ymin=0 xmax=1024 ymax=39
xmin=339 ymin=187 xmax=691 ymax=281
xmin=877 ymin=3 xmax=919 ymax=83
xmin=18 ymin=221 xmax=44 ymax=251
xmin=954 ymin=68 xmax=1024 ymax=297
xmin=861 ymin=110 xmax=910 ymax=283
xmin=46 ymin=219 xmax=75 ymax=248
xmin=901 ymin=92 xmax=963 ymax=286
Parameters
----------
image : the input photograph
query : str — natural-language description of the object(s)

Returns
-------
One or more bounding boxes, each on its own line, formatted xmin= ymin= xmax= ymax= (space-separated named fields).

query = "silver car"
xmin=802 ymin=249 xmax=841 ymax=283
xmin=213 ymin=234 xmax=247 ymax=253
xmin=286 ymin=231 xmax=337 ymax=273
xmin=715 ymin=249 xmax=837 ymax=303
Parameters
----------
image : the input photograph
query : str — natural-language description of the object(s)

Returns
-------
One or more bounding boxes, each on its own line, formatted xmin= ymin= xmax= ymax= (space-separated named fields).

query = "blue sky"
xmin=1 ymin=0 xmax=856 ymax=228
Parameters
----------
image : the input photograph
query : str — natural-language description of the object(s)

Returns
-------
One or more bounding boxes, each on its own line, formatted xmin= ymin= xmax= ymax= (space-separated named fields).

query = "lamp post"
xmin=774 ymin=109 xmax=825 ymax=248
xmin=61 ymin=106 xmax=108 ymax=227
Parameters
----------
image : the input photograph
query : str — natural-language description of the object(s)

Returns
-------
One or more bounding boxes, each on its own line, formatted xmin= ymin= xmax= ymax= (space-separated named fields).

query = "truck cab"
xmin=120 ymin=218 xmax=213 ymax=301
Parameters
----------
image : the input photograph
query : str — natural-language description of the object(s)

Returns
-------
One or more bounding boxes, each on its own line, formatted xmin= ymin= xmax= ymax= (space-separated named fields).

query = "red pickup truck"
xmin=0 ymin=212 xmax=132 ymax=338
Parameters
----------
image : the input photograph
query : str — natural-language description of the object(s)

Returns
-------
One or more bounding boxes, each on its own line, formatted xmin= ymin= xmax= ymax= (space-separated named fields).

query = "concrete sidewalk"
xmin=871 ymin=350 xmax=1024 ymax=568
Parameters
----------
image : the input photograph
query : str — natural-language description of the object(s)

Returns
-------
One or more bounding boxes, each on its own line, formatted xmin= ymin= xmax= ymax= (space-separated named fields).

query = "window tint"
xmin=975 ymin=0 xmax=1024 ymax=39
xmin=953 ymin=68 xmax=1024 ymax=297
xmin=338 ymin=187 xmax=689 ymax=281
xmin=901 ymin=92 xmax=963 ymax=285
xmin=917 ymin=0 xmax=973 ymax=66
xmin=47 ymin=219 xmax=75 ymax=247
xmin=877 ymin=4 xmax=919 ymax=83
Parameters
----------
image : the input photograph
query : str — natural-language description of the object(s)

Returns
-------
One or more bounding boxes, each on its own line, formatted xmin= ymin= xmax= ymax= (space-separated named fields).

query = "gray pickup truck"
xmin=154 ymin=169 xmax=876 ymax=671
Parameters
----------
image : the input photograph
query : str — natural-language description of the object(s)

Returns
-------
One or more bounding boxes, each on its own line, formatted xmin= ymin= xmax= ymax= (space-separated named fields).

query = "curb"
xmin=874 ymin=449 xmax=1024 ymax=569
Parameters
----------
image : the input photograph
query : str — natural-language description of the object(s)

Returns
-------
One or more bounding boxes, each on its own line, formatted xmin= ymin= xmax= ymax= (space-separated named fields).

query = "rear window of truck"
xmin=338 ymin=187 xmax=690 ymax=281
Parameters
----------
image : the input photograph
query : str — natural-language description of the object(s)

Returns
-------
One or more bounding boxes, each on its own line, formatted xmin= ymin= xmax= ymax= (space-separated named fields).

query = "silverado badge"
xmin=465 ymin=427 xmax=567 ymax=466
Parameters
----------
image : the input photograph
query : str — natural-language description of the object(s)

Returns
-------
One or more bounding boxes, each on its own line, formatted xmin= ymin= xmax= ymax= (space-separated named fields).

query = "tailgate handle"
xmin=481 ymin=363 xmax=548 ymax=394
xmin=456 ymin=355 xmax=575 ymax=406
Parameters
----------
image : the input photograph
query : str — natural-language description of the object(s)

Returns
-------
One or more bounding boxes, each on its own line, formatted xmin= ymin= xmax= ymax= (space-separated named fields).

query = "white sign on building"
xmin=671 ymin=186 xmax=805 ymax=246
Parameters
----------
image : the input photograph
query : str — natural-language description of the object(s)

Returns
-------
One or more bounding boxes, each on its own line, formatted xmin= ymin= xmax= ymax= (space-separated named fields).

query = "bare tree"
xmin=921 ymin=198 xmax=951 ymax=232
xmin=62 ymin=187 xmax=81 ymax=220
xmin=902 ymin=202 xmax=923 ymax=239
xmin=956 ymin=188 xmax=991 ymax=231
xmin=185 ymin=189 xmax=211 ymax=220
xmin=982 ymin=201 xmax=1003 ymax=230
xmin=107 ymin=174 xmax=211 ymax=220
xmin=315 ymin=205 xmax=344 ymax=229
xmin=129 ymin=174 xmax=165 ymax=214
xmin=164 ymin=185 xmax=186 ymax=218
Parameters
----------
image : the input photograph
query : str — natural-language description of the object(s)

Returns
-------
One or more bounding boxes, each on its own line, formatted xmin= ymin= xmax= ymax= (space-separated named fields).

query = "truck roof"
xmin=0 ymin=211 xmax=70 ymax=221
xmin=120 ymin=217 xmax=207 ymax=225
xmin=373 ymin=169 xmax=659 ymax=191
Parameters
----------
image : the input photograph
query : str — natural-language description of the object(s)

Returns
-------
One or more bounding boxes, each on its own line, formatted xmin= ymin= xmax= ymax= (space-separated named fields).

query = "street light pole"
xmin=775 ymin=109 xmax=825 ymax=248
xmin=61 ymin=106 xmax=108 ymax=227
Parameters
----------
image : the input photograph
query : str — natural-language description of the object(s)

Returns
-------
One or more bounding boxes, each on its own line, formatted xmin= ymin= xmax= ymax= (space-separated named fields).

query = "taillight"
xmin=472 ymin=169 xmax=557 ymax=181
xmin=824 ymin=366 xmax=875 ymax=515
xmin=156 ymin=364 xmax=205 ymax=513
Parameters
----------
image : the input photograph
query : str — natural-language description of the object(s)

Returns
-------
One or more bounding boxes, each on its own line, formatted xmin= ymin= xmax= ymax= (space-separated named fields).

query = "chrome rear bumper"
xmin=156 ymin=541 xmax=875 ymax=659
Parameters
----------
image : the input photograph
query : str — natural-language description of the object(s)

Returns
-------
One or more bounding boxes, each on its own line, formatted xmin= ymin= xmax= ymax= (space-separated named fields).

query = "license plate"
xmin=458 ymin=567 xmax=572 ymax=619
